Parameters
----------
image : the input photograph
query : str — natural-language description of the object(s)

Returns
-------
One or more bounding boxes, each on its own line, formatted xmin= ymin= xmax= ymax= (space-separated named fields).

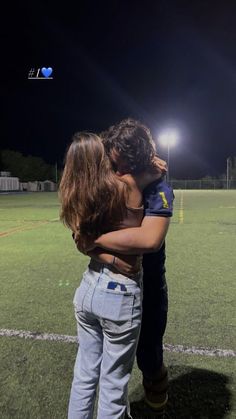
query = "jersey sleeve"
xmin=143 ymin=179 xmax=174 ymax=217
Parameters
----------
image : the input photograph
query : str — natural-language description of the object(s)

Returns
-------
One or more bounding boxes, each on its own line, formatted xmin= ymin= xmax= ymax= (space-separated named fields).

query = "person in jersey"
xmin=60 ymin=132 xmax=166 ymax=419
xmin=75 ymin=119 xmax=174 ymax=416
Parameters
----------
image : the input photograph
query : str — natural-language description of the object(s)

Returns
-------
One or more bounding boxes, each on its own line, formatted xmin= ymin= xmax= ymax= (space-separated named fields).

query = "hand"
xmin=153 ymin=156 xmax=168 ymax=174
xmin=113 ymin=254 xmax=142 ymax=276
xmin=73 ymin=231 xmax=96 ymax=254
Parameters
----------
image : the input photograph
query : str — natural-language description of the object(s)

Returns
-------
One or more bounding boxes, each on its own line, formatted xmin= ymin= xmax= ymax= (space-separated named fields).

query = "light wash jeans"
xmin=68 ymin=262 xmax=143 ymax=419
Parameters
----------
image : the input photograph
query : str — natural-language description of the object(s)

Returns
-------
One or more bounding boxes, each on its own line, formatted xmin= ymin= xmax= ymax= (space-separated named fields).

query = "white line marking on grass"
xmin=219 ymin=206 xmax=236 ymax=209
xmin=0 ymin=329 xmax=77 ymax=343
xmin=163 ymin=343 xmax=235 ymax=358
xmin=0 ymin=328 xmax=235 ymax=357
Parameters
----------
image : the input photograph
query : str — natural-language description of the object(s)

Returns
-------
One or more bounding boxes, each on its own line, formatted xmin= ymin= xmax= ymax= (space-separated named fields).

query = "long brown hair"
xmin=59 ymin=132 xmax=126 ymax=243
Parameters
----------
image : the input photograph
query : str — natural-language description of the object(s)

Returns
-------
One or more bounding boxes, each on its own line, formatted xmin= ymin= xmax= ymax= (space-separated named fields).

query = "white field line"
xmin=0 ymin=328 xmax=235 ymax=358
xmin=164 ymin=343 xmax=235 ymax=358
xmin=0 ymin=328 xmax=77 ymax=343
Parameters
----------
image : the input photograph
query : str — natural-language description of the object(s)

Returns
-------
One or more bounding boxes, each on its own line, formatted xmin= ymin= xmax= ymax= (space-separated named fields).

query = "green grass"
xmin=166 ymin=190 xmax=236 ymax=350
xmin=0 ymin=337 xmax=74 ymax=419
xmin=0 ymin=337 xmax=234 ymax=419
xmin=0 ymin=191 xmax=235 ymax=418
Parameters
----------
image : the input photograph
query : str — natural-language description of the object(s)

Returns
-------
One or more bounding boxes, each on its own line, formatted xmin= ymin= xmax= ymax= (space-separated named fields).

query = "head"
xmin=59 ymin=132 xmax=125 ymax=239
xmin=101 ymin=118 xmax=157 ymax=175
xmin=60 ymin=132 xmax=109 ymax=189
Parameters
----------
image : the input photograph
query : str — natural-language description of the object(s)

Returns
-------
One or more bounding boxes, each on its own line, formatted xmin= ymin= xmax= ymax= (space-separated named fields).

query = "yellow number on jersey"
xmin=159 ymin=192 xmax=169 ymax=209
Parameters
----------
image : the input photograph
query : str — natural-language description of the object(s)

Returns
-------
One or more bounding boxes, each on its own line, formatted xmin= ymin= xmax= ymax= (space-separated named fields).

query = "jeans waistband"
xmin=88 ymin=259 xmax=142 ymax=285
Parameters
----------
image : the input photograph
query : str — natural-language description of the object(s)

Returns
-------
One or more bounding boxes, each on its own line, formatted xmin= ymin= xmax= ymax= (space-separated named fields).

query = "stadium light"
xmin=158 ymin=129 xmax=178 ymax=182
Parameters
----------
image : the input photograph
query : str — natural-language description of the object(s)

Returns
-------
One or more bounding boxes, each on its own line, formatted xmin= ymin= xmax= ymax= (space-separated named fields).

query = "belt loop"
xmin=98 ymin=264 xmax=105 ymax=282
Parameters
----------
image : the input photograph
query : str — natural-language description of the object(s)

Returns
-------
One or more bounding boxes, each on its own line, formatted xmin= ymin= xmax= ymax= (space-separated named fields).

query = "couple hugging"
xmin=59 ymin=118 xmax=174 ymax=419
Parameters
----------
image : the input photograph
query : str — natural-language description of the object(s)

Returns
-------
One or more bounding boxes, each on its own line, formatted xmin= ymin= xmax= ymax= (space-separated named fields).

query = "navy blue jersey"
xmin=142 ymin=178 xmax=174 ymax=274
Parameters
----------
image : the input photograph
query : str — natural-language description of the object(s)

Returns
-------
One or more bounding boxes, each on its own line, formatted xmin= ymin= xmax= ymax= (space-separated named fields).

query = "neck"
xmin=134 ymin=171 xmax=162 ymax=191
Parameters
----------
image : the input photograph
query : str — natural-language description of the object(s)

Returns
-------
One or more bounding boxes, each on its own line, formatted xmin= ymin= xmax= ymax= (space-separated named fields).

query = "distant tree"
xmin=1 ymin=150 xmax=55 ymax=181
xmin=1 ymin=150 xmax=24 ymax=177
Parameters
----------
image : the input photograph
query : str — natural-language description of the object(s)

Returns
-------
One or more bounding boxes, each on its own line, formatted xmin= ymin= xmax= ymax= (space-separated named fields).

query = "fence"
xmin=0 ymin=177 xmax=19 ymax=191
xmin=169 ymin=179 xmax=236 ymax=190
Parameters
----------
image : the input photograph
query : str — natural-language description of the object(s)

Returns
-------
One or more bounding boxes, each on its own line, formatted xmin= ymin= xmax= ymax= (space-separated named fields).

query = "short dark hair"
xmin=101 ymin=118 xmax=156 ymax=175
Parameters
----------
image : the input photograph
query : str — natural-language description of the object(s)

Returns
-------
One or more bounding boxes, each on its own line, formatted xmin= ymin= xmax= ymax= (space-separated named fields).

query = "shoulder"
xmin=143 ymin=177 xmax=172 ymax=196
xmin=117 ymin=174 xmax=137 ymax=188
xmin=143 ymin=178 xmax=174 ymax=217
xmin=116 ymin=174 xmax=142 ymax=208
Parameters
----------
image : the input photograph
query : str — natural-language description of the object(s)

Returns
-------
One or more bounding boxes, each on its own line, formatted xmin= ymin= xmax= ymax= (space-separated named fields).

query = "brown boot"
xmin=143 ymin=364 xmax=168 ymax=414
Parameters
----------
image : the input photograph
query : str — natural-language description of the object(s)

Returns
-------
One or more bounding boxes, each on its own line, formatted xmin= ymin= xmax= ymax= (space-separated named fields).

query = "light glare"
xmin=159 ymin=130 xmax=178 ymax=147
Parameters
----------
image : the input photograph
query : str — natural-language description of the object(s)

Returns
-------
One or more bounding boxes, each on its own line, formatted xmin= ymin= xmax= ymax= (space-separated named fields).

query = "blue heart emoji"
xmin=41 ymin=67 xmax=53 ymax=78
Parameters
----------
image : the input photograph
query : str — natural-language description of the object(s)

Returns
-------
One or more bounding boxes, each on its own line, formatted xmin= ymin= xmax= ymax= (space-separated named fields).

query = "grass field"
xmin=0 ymin=191 xmax=235 ymax=418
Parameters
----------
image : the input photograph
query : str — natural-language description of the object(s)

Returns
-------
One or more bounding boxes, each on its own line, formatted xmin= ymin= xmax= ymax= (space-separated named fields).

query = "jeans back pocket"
xmin=92 ymin=287 xmax=134 ymax=324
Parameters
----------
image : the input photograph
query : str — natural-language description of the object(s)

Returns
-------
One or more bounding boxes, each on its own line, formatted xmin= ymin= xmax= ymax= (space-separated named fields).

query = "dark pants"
xmin=136 ymin=271 xmax=168 ymax=379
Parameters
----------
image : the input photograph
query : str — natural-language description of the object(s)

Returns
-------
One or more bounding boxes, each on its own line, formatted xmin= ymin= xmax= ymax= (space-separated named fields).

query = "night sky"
xmin=3 ymin=0 xmax=236 ymax=179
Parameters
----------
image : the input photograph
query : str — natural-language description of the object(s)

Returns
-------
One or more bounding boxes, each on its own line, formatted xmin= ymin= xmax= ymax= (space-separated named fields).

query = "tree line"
xmin=1 ymin=149 xmax=235 ymax=182
xmin=0 ymin=150 xmax=57 ymax=182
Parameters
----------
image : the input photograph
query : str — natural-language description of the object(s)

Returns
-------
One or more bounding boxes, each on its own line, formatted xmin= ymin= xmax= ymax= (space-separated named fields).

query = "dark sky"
xmin=2 ymin=0 xmax=236 ymax=178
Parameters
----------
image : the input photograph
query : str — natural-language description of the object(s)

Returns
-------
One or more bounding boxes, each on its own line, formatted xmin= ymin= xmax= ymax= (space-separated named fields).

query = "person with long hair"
xmin=59 ymin=132 xmax=164 ymax=419
xmin=75 ymin=119 xmax=175 ymax=417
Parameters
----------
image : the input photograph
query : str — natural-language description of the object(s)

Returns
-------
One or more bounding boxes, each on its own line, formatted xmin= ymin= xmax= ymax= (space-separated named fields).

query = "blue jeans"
xmin=68 ymin=263 xmax=143 ymax=419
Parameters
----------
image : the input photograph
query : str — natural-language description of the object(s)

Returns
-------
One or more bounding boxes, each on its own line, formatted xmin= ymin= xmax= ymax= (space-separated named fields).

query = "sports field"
xmin=0 ymin=191 xmax=235 ymax=418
